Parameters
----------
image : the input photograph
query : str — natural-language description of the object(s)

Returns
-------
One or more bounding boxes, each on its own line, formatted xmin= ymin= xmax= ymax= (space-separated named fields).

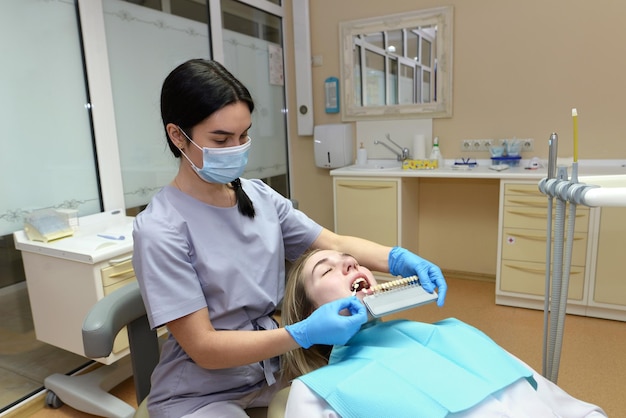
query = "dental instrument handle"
xmin=542 ymin=132 xmax=558 ymax=377
xmin=542 ymin=194 xmax=554 ymax=377
xmin=571 ymin=161 xmax=579 ymax=184
xmin=97 ymin=234 xmax=126 ymax=240
xmin=548 ymin=133 xmax=558 ymax=179
xmin=547 ymin=166 xmax=569 ymax=382
xmin=551 ymin=188 xmax=578 ymax=382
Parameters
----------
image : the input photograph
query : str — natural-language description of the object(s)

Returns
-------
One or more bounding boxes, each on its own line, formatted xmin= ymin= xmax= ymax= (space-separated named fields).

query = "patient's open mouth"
xmin=351 ymin=278 xmax=370 ymax=295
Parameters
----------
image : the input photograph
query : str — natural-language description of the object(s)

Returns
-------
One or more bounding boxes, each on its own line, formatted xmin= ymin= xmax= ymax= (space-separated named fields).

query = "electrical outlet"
xmin=522 ymin=138 xmax=534 ymax=152
xmin=461 ymin=139 xmax=494 ymax=151
xmin=461 ymin=140 xmax=473 ymax=151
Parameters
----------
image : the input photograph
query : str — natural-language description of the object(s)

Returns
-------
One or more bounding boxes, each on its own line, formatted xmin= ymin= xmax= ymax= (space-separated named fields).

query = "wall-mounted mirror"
xmin=339 ymin=6 xmax=453 ymax=120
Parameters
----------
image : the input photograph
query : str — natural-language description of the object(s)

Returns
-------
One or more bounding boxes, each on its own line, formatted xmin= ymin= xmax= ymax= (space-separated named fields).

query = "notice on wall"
xmin=268 ymin=44 xmax=284 ymax=86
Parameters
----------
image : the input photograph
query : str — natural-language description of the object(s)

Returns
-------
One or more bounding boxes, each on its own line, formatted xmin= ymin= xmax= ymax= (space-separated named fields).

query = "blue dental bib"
xmin=298 ymin=318 xmax=533 ymax=418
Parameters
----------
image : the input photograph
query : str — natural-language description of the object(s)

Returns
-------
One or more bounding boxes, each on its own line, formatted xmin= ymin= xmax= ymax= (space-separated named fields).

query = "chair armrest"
xmin=82 ymin=281 xmax=147 ymax=358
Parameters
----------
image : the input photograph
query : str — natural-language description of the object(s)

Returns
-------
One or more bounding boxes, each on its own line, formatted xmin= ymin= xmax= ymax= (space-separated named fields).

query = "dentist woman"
xmin=132 ymin=59 xmax=447 ymax=418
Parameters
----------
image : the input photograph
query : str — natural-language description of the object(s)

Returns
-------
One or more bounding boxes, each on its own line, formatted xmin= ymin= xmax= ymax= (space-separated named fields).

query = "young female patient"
xmin=280 ymin=249 xmax=607 ymax=418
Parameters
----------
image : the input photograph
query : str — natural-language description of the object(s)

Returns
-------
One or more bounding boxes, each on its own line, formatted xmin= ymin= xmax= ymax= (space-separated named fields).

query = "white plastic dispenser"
xmin=356 ymin=142 xmax=368 ymax=165
xmin=313 ymin=123 xmax=353 ymax=169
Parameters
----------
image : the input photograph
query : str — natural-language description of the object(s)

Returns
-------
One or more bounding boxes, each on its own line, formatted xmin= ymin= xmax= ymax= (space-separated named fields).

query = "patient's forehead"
xmin=307 ymin=250 xmax=332 ymax=263
xmin=304 ymin=250 xmax=353 ymax=276
xmin=304 ymin=250 xmax=335 ymax=273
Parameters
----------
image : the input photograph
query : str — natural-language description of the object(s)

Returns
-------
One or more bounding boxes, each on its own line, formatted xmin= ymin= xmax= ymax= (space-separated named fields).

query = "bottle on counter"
xmin=356 ymin=142 xmax=368 ymax=165
xmin=429 ymin=137 xmax=444 ymax=168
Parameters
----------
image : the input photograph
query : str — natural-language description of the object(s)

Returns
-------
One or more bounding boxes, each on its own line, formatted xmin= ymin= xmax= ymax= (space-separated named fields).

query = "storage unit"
xmin=583 ymin=175 xmax=626 ymax=321
xmin=14 ymin=210 xmax=136 ymax=364
xmin=329 ymin=163 xmax=626 ymax=321
xmin=333 ymin=177 xmax=419 ymax=279
xmin=334 ymin=178 xmax=398 ymax=245
xmin=496 ymin=181 xmax=590 ymax=314
xmin=497 ymin=179 xmax=626 ymax=321
xmin=591 ymin=207 xmax=626 ymax=307
xmin=14 ymin=210 xmax=171 ymax=415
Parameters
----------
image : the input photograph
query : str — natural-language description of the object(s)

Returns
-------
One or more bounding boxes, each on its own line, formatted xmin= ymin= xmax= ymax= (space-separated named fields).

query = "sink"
xmin=344 ymin=159 xmax=402 ymax=171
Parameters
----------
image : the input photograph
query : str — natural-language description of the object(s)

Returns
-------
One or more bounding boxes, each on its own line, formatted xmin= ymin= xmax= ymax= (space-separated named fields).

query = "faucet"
xmin=374 ymin=134 xmax=410 ymax=161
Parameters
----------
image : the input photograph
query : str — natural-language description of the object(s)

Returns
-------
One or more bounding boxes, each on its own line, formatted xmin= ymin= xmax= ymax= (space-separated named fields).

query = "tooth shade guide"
xmin=362 ymin=275 xmax=436 ymax=317
xmin=368 ymin=276 xmax=419 ymax=294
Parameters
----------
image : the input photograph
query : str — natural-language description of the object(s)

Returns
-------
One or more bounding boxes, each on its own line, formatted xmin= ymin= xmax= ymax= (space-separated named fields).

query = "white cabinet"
xmin=496 ymin=181 xmax=589 ymax=314
xmin=496 ymin=180 xmax=626 ymax=321
xmin=586 ymin=206 xmax=626 ymax=320
xmin=334 ymin=178 xmax=398 ymax=245
xmin=14 ymin=210 xmax=136 ymax=364
xmin=333 ymin=177 xmax=419 ymax=278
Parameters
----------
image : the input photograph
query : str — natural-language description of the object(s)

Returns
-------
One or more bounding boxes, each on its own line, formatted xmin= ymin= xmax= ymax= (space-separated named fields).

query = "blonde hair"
xmin=281 ymin=249 xmax=333 ymax=382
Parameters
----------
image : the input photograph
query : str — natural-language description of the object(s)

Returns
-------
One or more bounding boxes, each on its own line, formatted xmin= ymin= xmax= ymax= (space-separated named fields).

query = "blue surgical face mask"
xmin=178 ymin=128 xmax=251 ymax=184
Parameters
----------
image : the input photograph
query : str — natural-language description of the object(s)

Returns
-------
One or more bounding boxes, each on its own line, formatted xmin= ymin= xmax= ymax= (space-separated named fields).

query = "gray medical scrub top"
xmin=132 ymin=179 xmax=322 ymax=418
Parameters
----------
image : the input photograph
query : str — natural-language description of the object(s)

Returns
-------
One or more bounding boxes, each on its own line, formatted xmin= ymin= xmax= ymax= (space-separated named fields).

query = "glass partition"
xmin=102 ymin=0 xmax=211 ymax=210
xmin=0 ymin=0 xmax=99 ymax=410
xmin=0 ymin=0 xmax=101 ymax=237
xmin=0 ymin=0 xmax=289 ymax=412
xmin=221 ymin=0 xmax=288 ymax=196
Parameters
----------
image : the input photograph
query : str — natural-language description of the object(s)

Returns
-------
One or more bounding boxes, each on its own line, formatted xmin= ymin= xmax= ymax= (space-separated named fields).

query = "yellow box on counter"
xmin=402 ymin=159 xmax=438 ymax=170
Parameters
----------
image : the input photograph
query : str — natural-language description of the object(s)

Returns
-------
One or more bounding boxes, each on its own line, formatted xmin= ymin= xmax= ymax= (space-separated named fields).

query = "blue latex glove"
xmin=388 ymin=246 xmax=447 ymax=306
xmin=285 ymin=296 xmax=367 ymax=348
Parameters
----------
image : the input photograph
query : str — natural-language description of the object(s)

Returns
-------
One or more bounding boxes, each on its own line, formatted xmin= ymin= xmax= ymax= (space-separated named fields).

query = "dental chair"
xmin=82 ymin=280 xmax=289 ymax=418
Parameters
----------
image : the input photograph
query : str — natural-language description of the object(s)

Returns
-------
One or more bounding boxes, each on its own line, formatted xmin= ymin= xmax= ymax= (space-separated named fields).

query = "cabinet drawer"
xmin=103 ymin=277 xmax=135 ymax=295
xmin=111 ymin=329 xmax=129 ymax=354
xmin=502 ymin=227 xmax=587 ymax=265
xmin=100 ymin=256 xmax=135 ymax=354
xmin=102 ymin=275 xmax=134 ymax=354
xmin=101 ymin=257 xmax=135 ymax=287
xmin=504 ymin=183 xmax=543 ymax=196
xmin=504 ymin=194 xmax=548 ymax=208
xmin=504 ymin=183 xmax=547 ymax=207
xmin=502 ymin=206 xmax=589 ymax=232
xmin=500 ymin=259 xmax=584 ymax=300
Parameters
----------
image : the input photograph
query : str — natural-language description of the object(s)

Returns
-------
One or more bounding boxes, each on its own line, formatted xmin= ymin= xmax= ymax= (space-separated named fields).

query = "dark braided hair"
xmin=161 ymin=59 xmax=256 ymax=218
xmin=230 ymin=178 xmax=255 ymax=218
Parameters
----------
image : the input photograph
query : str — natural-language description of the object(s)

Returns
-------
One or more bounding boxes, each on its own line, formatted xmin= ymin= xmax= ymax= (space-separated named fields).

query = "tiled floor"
xmin=0 ymin=282 xmax=89 ymax=412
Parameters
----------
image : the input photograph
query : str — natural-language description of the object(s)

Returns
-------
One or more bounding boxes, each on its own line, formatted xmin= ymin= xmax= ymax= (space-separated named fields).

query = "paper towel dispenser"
xmin=313 ymin=123 xmax=353 ymax=169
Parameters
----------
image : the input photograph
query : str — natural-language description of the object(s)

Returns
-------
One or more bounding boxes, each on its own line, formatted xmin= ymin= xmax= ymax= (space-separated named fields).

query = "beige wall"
xmin=283 ymin=0 xmax=626 ymax=274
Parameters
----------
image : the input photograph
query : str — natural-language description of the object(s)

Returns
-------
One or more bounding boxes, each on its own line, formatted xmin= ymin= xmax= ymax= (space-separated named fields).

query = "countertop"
xmin=330 ymin=159 xmax=626 ymax=181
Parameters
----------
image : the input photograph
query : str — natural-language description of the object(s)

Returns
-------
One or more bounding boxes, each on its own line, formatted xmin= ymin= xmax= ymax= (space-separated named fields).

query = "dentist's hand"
xmin=388 ymin=246 xmax=447 ymax=306
xmin=285 ymin=296 xmax=367 ymax=348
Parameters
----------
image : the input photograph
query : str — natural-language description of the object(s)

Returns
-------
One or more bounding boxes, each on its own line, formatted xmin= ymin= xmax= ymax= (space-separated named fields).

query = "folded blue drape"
xmin=298 ymin=318 xmax=533 ymax=418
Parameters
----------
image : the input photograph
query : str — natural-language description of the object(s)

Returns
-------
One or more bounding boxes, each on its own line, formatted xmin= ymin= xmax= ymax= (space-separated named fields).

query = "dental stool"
xmin=82 ymin=280 xmax=288 ymax=418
